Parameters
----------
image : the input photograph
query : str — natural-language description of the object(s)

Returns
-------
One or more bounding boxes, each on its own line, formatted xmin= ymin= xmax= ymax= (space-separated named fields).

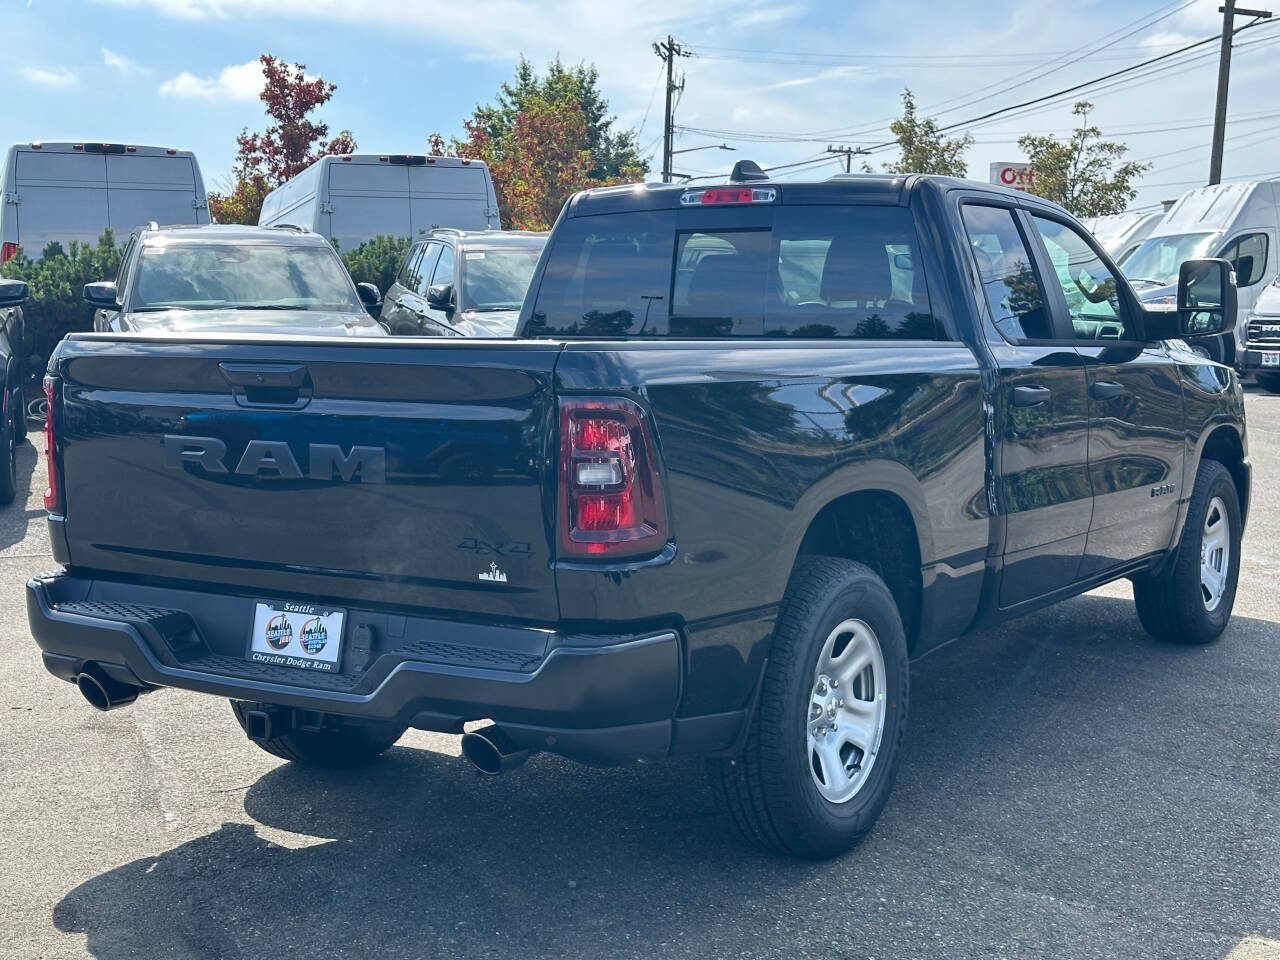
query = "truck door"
xmin=960 ymin=202 xmax=1094 ymax=607
xmin=1025 ymin=213 xmax=1184 ymax=576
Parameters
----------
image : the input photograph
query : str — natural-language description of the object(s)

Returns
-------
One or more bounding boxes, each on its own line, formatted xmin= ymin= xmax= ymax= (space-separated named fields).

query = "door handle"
xmin=1091 ymin=380 xmax=1127 ymax=401
xmin=1011 ymin=385 xmax=1051 ymax=407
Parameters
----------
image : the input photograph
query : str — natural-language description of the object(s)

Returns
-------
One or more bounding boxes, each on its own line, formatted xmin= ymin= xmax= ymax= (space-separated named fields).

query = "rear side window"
xmin=960 ymin=204 xmax=1054 ymax=342
xmin=527 ymin=205 xmax=939 ymax=339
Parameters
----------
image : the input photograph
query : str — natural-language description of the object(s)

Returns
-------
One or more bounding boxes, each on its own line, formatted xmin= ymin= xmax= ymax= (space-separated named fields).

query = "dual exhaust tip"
xmin=74 ymin=664 xmax=531 ymax=777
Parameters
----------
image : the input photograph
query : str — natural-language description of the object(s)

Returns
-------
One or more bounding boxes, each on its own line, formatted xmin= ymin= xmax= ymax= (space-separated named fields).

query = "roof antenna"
xmin=728 ymin=160 xmax=769 ymax=183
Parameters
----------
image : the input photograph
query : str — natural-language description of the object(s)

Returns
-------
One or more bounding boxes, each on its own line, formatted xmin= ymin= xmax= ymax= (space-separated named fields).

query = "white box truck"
xmin=1121 ymin=180 xmax=1279 ymax=371
xmin=1 ymin=142 xmax=209 ymax=263
xmin=257 ymin=154 xmax=500 ymax=254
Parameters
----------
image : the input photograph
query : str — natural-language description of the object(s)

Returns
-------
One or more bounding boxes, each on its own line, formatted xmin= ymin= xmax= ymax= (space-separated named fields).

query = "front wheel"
xmin=707 ymin=558 xmax=908 ymax=859
xmin=1132 ymin=459 xmax=1242 ymax=644
xmin=230 ymin=700 xmax=403 ymax=767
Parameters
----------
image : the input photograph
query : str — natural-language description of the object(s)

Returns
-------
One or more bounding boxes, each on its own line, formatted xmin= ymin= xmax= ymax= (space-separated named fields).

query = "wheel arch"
xmin=1196 ymin=423 xmax=1249 ymax=525
xmin=787 ymin=463 xmax=932 ymax=652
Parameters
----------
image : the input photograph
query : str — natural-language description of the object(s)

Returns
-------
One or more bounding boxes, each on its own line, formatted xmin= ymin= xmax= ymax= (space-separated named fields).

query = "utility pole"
xmin=825 ymin=144 xmax=868 ymax=174
xmin=653 ymin=36 xmax=691 ymax=183
xmin=1210 ymin=2 xmax=1273 ymax=185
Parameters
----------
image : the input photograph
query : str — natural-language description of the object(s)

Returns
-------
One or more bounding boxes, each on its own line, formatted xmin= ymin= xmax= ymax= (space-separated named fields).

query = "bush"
xmin=340 ymin=235 xmax=411 ymax=295
xmin=0 ymin=231 xmax=122 ymax=389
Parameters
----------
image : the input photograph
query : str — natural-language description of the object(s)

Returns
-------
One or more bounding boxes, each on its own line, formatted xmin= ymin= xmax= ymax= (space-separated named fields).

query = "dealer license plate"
xmin=247 ymin=601 xmax=345 ymax=673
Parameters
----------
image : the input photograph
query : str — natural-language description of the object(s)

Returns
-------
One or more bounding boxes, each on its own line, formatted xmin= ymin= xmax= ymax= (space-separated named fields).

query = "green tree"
xmin=455 ymin=57 xmax=646 ymax=181
xmin=1018 ymin=101 xmax=1150 ymax=217
xmin=884 ymin=89 xmax=972 ymax=177
xmin=0 ymin=231 xmax=122 ymax=387
xmin=340 ymin=235 xmax=411 ymax=294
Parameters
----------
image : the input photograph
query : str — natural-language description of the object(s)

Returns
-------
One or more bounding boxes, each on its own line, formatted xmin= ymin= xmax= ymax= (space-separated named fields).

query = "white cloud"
xmin=102 ymin=48 xmax=151 ymax=75
xmin=21 ymin=66 xmax=78 ymax=89
xmin=158 ymin=60 xmax=263 ymax=100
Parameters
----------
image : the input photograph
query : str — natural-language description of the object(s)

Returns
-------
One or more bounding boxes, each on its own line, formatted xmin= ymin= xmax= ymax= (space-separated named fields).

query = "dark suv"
xmin=380 ymin=228 xmax=546 ymax=337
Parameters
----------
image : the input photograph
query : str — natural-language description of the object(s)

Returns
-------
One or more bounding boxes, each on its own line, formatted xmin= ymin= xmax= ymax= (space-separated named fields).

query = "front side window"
xmin=130 ymin=241 xmax=361 ymax=311
xmin=415 ymin=243 xmax=441 ymax=296
xmin=431 ymin=244 xmax=456 ymax=289
xmin=960 ymin=204 xmax=1053 ymax=342
xmin=526 ymin=205 xmax=938 ymax=339
xmin=1030 ymin=215 xmax=1133 ymax=340
xmin=1218 ymin=232 xmax=1269 ymax=287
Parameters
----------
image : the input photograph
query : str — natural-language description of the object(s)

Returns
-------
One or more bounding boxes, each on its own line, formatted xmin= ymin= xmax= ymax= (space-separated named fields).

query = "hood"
xmin=125 ymin=308 xmax=387 ymax=337
xmin=452 ymin=309 xmax=521 ymax=338
xmin=1135 ymin=281 xmax=1177 ymax=306
xmin=1251 ymin=280 xmax=1280 ymax=316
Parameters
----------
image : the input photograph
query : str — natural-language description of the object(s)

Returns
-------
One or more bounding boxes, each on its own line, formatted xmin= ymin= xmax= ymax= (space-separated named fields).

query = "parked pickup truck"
xmin=27 ymin=168 xmax=1250 ymax=859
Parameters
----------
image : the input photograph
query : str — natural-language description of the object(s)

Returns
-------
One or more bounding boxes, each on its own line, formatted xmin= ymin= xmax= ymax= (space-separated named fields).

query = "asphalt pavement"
xmin=1 ymin=389 xmax=1278 ymax=960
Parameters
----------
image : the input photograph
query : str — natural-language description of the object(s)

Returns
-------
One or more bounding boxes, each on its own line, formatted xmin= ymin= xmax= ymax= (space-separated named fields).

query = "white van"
xmin=1121 ymin=180 xmax=1280 ymax=369
xmin=1080 ymin=208 xmax=1164 ymax=264
xmin=0 ymin=142 xmax=209 ymax=264
xmin=258 ymin=154 xmax=500 ymax=254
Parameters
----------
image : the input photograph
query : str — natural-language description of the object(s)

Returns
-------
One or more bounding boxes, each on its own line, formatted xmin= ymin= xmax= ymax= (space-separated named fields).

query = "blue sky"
xmin=3 ymin=0 xmax=1279 ymax=208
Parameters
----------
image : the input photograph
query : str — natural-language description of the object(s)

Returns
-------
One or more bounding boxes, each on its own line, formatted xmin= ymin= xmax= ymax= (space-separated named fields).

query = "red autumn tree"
xmin=208 ymin=54 xmax=355 ymax=225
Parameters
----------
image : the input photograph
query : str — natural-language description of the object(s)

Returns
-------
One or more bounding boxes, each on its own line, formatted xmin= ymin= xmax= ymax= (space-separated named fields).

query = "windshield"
xmin=461 ymin=248 xmax=543 ymax=311
xmin=130 ymin=242 xmax=361 ymax=311
xmin=1121 ymin=232 xmax=1218 ymax=287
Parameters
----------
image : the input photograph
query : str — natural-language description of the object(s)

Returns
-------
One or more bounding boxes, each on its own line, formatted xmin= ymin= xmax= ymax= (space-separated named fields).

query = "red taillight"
xmin=558 ymin=397 xmax=667 ymax=558
xmin=0 ymin=243 xmax=16 ymax=265
xmin=42 ymin=377 xmax=61 ymax=513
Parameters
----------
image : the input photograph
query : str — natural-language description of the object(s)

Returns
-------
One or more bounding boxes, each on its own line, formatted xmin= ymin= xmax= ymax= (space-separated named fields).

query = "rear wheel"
xmin=230 ymin=700 xmax=403 ymax=767
xmin=1132 ymin=459 xmax=1241 ymax=645
xmin=707 ymin=558 xmax=908 ymax=859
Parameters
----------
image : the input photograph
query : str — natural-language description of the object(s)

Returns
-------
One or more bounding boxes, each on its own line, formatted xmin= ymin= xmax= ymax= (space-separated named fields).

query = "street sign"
xmin=990 ymin=162 xmax=1035 ymax=192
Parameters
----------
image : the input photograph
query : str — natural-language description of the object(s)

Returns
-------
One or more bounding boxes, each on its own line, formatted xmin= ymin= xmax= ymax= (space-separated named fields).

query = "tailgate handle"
xmin=218 ymin=362 xmax=312 ymax=408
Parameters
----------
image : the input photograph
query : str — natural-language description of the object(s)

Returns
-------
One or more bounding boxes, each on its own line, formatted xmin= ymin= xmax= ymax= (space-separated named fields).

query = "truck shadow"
xmin=0 ymin=437 xmax=42 ymax=552
xmin=52 ymin=593 xmax=1280 ymax=959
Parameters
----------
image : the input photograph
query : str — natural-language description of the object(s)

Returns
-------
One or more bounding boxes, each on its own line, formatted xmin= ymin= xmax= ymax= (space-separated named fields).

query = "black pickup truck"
xmin=27 ymin=170 xmax=1250 ymax=858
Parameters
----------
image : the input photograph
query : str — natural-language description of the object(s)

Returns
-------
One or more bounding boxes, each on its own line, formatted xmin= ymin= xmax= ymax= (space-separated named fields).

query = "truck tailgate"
xmin=54 ymin=337 xmax=562 ymax=623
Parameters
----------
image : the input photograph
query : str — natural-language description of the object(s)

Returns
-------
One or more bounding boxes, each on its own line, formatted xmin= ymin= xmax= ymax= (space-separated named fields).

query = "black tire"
xmin=0 ymin=403 xmax=17 ymax=505
xmin=230 ymin=700 xmax=403 ymax=767
xmin=1257 ymin=372 xmax=1280 ymax=395
xmin=707 ymin=558 xmax=909 ymax=859
xmin=12 ymin=387 xmax=25 ymax=443
xmin=1132 ymin=459 xmax=1241 ymax=645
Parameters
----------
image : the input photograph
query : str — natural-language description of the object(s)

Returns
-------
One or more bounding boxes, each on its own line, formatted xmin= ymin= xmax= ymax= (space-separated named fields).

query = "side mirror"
xmin=427 ymin=282 xmax=453 ymax=310
xmin=356 ymin=282 xmax=382 ymax=308
xmin=83 ymin=281 xmax=120 ymax=308
xmin=1177 ymin=257 xmax=1237 ymax=338
xmin=1232 ymin=255 xmax=1254 ymax=286
xmin=0 ymin=279 xmax=28 ymax=308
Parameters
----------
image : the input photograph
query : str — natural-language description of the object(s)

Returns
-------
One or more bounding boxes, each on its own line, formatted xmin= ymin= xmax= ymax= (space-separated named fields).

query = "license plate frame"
xmin=247 ymin=601 xmax=346 ymax=673
xmin=1262 ymin=353 xmax=1280 ymax=368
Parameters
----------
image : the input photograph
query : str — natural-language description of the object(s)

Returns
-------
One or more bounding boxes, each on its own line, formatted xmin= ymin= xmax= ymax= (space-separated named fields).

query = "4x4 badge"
xmin=478 ymin=562 xmax=508 ymax=583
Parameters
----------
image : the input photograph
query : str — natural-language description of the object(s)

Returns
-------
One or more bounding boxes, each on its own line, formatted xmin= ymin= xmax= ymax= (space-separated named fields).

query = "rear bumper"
xmin=26 ymin=571 xmax=742 ymax=764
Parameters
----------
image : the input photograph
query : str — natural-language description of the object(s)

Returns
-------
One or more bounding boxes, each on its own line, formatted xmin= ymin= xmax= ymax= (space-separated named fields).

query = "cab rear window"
xmin=525 ymin=205 xmax=941 ymax=339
